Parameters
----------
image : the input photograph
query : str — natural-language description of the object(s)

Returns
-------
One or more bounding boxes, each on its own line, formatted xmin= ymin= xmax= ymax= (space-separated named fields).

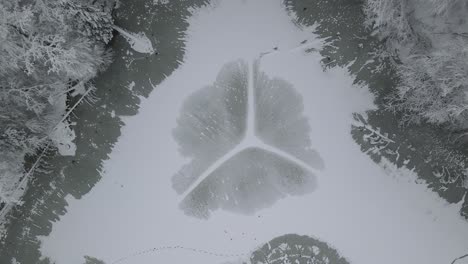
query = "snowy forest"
xmin=0 ymin=0 xmax=115 ymax=211
xmin=0 ymin=0 xmax=468 ymax=263
xmin=365 ymin=0 xmax=468 ymax=127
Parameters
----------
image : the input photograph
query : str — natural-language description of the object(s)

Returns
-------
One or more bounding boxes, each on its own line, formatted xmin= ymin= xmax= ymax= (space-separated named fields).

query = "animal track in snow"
xmin=172 ymin=59 xmax=323 ymax=218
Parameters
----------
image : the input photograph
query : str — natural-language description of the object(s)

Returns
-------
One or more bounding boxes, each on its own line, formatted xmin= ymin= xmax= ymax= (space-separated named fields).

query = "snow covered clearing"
xmin=39 ymin=1 xmax=468 ymax=264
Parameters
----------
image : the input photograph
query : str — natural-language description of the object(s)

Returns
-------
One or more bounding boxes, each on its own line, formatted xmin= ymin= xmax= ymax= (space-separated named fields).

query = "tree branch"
xmin=6 ymin=23 xmax=30 ymax=38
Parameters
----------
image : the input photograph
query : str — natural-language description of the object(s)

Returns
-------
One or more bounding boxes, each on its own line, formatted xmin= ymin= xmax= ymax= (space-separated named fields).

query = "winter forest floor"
xmin=1 ymin=0 xmax=468 ymax=264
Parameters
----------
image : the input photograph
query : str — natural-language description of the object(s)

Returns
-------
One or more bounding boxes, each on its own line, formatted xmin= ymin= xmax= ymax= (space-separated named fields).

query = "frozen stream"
xmin=1 ymin=0 xmax=468 ymax=264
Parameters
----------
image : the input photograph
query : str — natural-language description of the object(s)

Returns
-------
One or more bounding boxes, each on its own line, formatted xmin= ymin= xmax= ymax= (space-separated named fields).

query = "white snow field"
xmin=40 ymin=0 xmax=468 ymax=264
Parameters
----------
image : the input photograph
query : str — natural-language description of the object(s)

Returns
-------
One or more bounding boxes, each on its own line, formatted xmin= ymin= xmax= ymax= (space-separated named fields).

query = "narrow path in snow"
xmin=246 ymin=60 xmax=256 ymax=139
xmin=111 ymin=245 xmax=250 ymax=264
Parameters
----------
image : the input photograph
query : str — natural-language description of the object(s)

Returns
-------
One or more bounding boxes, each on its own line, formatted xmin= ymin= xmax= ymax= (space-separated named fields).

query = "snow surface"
xmin=39 ymin=1 xmax=468 ymax=264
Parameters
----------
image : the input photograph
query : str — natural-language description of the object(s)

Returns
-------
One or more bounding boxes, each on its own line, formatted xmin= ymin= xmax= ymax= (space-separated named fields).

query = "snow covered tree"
xmin=0 ymin=0 xmax=114 ymax=212
xmin=364 ymin=0 xmax=468 ymax=129
xmin=387 ymin=39 xmax=468 ymax=126
xmin=62 ymin=0 xmax=116 ymax=43
xmin=363 ymin=0 xmax=415 ymax=52
xmin=429 ymin=0 xmax=464 ymax=15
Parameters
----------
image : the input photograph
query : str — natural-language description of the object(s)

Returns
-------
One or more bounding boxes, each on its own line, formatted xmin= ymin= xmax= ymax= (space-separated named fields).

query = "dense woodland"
xmin=0 ymin=0 xmax=115 ymax=211
xmin=364 ymin=0 xmax=468 ymax=128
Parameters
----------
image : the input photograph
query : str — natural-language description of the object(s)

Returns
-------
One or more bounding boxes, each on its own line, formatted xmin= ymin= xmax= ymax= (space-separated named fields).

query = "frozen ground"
xmin=39 ymin=0 xmax=468 ymax=263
